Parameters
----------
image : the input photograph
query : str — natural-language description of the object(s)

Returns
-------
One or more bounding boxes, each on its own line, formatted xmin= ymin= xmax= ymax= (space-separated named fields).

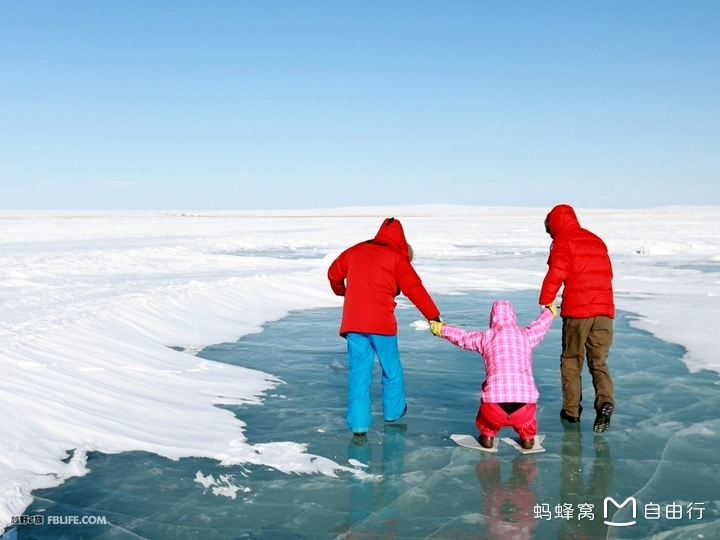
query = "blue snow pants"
xmin=345 ymin=332 xmax=406 ymax=433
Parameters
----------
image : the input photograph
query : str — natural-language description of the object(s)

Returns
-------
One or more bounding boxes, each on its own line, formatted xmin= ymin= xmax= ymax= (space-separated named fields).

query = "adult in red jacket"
xmin=328 ymin=218 xmax=440 ymax=436
xmin=539 ymin=204 xmax=615 ymax=433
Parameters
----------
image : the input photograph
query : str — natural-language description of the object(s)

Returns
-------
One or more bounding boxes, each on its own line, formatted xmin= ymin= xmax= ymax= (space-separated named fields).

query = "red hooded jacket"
xmin=328 ymin=218 xmax=440 ymax=336
xmin=539 ymin=205 xmax=615 ymax=319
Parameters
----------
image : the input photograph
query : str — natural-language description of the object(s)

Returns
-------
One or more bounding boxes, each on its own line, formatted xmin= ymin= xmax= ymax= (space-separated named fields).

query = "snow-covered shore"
xmin=1 ymin=206 xmax=719 ymax=533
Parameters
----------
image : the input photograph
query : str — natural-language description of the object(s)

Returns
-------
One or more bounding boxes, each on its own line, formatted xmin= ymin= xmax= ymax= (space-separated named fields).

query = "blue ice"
xmin=9 ymin=292 xmax=720 ymax=539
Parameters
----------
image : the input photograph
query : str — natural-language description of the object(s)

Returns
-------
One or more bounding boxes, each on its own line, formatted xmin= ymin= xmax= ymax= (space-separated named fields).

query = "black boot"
xmin=478 ymin=434 xmax=494 ymax=449
xmin=593 ymin=403 xmax=614 ymax=433
xmin=560 ymin=409 xmax=580 ymax=423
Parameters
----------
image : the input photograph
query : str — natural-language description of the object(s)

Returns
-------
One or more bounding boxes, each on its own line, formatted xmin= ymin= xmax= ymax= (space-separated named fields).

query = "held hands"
xmin=429 ymin=319 xmax=444 ymax=337
xmin=545 ymin=304 xmax=558 ymax=318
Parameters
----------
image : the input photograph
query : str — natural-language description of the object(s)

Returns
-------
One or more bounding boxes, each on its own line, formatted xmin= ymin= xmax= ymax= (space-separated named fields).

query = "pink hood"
xmin=489 ymin=300 xmax=517 ymax=328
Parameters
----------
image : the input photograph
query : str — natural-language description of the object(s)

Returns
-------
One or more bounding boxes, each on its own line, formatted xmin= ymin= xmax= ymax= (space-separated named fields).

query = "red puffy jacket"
xmin=328 ymin=218 xmax=440 ymax=336
xmin=539 ymin=205 xmax=615 ymax=319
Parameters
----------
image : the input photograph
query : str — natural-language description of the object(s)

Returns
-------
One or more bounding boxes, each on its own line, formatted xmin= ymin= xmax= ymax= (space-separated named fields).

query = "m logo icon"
xmin=604 ymin=496 xmax=637 ymax=526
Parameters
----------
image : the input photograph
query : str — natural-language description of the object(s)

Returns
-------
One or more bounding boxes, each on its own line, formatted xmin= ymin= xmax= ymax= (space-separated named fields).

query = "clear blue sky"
xmin=1 ymin=1 xmax=718 ymax=210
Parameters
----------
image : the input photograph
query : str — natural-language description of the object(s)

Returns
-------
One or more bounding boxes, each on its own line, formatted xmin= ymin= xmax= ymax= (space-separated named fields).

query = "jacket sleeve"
xmin=440 ymin=324 xmax=485 ymax=354
xmin=327 ymin=251 xmax=348 ymax=296
xmin=539 ymin=240 xmax=569 ymax=306
xmin=395 ymin=257 xmax=440 ymax=320
xmin=524 ymin=308 xmax=554 ymax=348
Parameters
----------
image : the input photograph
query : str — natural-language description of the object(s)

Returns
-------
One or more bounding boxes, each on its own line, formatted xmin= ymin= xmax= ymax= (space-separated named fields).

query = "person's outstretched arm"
xmin=524 ymin=306 xmax=556 ymax=348
xmin=539 ymin=239 xmax=570 ymax=307
xmin=395 ymin=257 xmax=440 ymax=320
xmin=431 ymin=322 xmax=486 ymax=354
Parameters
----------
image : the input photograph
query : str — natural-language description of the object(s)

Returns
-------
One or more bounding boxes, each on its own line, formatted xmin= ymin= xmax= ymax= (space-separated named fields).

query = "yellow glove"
xmin=429 ymin=320 xmax=444 ymax=337
xmin=545 ymin=304 xmax=558 ymax=318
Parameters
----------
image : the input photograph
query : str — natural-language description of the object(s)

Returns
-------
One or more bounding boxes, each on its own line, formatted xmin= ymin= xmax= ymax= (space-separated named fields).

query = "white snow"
xmin=1 ymin=205 xmax=719 ymax=533
xmin=194 ymin=472 xmax=250 ymax=499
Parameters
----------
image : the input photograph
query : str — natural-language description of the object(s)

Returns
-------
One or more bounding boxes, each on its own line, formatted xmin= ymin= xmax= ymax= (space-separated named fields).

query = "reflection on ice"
xmin=12 ymin=291 xmax=720 ymax=539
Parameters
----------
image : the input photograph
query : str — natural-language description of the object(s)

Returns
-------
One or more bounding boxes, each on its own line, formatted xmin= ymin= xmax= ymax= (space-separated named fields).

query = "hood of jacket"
xmin=372 ymin=218 xmax=410 ymax=259
xmin=546 ymin=204 xmax=581 ymax=238
xmin=489 ymin=300 xmax=517 ymax=328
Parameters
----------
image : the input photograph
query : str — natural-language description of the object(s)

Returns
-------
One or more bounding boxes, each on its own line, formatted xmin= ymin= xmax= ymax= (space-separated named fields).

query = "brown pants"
xmin=561 ymin=316 xmax=614 ymax=416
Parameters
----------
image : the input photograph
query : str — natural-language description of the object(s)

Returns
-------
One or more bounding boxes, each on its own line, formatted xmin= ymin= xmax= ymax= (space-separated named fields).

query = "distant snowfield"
xmin=1 ymin=205 xmax=719 ymax=533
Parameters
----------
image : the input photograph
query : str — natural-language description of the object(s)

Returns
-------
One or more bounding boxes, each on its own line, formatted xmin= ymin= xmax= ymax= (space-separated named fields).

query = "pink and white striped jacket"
xmin=440 ymin=301 xmax=554 ymax=404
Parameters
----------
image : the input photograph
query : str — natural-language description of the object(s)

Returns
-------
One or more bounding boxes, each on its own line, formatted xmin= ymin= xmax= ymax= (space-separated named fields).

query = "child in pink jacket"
xmin=430 ymin=300 xmax=556 ymax=449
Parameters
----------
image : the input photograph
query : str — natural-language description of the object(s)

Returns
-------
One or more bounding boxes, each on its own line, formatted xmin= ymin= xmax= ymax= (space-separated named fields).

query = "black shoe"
xmin=478 ymin=434 xmax=494 ymax=449
xmin=385 ymin=404 xmax=407 ymax=423
xmin=560 ymin=409 xmax=580 ymax=423
xmin=520 ymin=438 xmax=535 ymax=450
xmin=593 ymin=403 xmax=614 ymax=433
xmin=353 ymin=432 xmax=367 ymax=437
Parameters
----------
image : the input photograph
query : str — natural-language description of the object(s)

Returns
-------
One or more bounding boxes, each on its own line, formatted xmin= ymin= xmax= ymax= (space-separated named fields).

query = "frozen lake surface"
xmin=12 ymin=291 xmax=720 ymax=540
